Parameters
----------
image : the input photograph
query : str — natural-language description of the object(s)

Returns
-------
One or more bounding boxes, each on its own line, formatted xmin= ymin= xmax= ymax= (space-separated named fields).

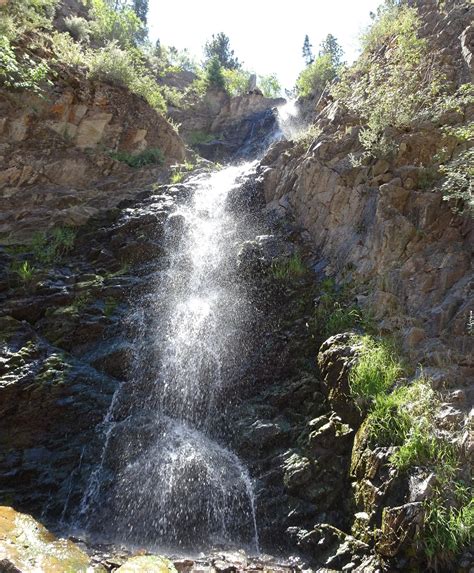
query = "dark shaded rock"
xmin=318 ymin=333 xmax=364 ymax=428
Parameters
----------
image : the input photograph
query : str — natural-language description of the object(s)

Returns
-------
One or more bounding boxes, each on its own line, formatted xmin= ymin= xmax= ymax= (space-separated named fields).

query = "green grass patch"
xmin=349 ymin=335 xmax=403 ymax=402
xmin=271 ymin=253 xmax=307 ymax=280
xmin=422 ymin=484 xmax=473 ymax=570
xmin=187 ymin=131 xmax=216 ymax=146
xmin=110 ymin=147 xmax=164 ymax=168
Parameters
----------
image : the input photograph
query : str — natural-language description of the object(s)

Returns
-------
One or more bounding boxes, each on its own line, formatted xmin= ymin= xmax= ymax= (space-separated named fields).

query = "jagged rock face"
xmin=0 ymin=78 xmax=185 ymax=243
xmin=260 ymin=111 xmax=473 ymax=384
xmin=0 ymin=183 xmax=181 ymax=523
xmin=170 ymin=90 xmax=285 ymax=161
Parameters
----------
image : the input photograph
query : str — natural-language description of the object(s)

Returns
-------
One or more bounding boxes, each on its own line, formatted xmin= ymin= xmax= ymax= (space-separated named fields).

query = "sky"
xmin=148 ymin=0 xmax=383 ymax=90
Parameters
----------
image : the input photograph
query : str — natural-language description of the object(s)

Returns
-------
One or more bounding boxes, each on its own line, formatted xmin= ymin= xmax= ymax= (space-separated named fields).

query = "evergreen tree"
xmin=302 ymin=34 xmax=314 ymax=66
xmin=204 ymin=33 xmax=240 ymax=70
xmin=132 ymin=0 xmax=147 ymax=25
xmin=205 ymin=56 xmax=226 ymax=90
xmin=319 ymin=33 xmax=344 ymax=67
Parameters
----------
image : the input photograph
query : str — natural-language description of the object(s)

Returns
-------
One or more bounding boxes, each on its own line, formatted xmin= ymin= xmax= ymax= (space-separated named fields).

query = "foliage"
xmin=64 ymin=15 xmax=90 ymax=42
xmin=333 ymin=4 xmax=442 ymax=158
xmin=30 ymin=227 xmax=76 ymax=265
xmin=222 ymin=68 xmax=251 ymax=96
xmin=109 ymin=147 xmax=164 ymax=168
xmin=422 ymin=486 xmax=473 ymax=570
xmin=131 ymin=0 xmax=148 ymax=26
xmin=51 ymin=31 xmax=87 ymax=66
xmin=294 ymin=123 xmax=322 ymax=151
xmin=319 ymin=33 xmax=344 ymax=66
xmin=170 ymin=161 xmax=194 ymax=183
xmin=204 ymin=56 xmax=226 ymax=90
xmin=271 ymin=254 xmax=306 ymax=280
xmin=88 ymin=0 xmax=144 ymax=48
xmin=312 ymin=279 xmax=368 ymax=338
xmin=296 ymin=53 xmax=337 ymax=98
xmin=348 ymin=335 xmax=403 ymax=403
xmin=259 ymin=73 xmax=282 ymax=98
xmin=438 ymin=148 xmax=473 ymax=217
xmin=0 ymin=37 xmax=51 ymax=93
xmin=302 ymin=34 xmax=314 ymax=66
xmin=187 ymin=131 xmax=216 ymax=146
xmin=10 ymin=260 xmax=36 ymax=284
xmin=0 ymin=0 xmax=59 ymax=38
xmin=204 ymin=32 xmax=240 ymax=70
xmin=88 ymin=42 xmax=165 ymax=113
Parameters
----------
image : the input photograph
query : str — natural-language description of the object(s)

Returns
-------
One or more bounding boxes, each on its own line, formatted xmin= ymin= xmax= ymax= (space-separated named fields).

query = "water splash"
xmin=276 ymin=99 xmax=304 ymax=140
xmin=78 ymin=163 xmax=260 ymax=553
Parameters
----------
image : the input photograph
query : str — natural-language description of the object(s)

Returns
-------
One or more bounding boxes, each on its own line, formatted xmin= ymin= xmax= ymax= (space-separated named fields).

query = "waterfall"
xmin=78 ymin=163 xmax=260 ymax=553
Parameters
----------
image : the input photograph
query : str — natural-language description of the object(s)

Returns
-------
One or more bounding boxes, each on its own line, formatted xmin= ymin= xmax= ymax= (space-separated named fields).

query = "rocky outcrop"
xmin=260 ymin=101 xmax=473 ymax=386
xmin=170 ymin=90 xmax=285 ymax=161
xmin=0 ymin=76 xmax=185 ymax=243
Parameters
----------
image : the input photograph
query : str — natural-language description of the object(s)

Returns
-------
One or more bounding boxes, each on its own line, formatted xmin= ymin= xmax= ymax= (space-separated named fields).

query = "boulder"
xmin=0 ymin=506 xmax=98 ymax=572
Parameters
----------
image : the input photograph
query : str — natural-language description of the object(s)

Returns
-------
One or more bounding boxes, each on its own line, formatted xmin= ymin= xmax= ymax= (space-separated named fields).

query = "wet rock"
xmin=0 ymin=505 xmax=98 ymax=572
xmin=283 ymin=453 xmax=312 ymax=488
xmin=117 ymin=555 xmax=178 ymax=573
xmin=376 ymin=502 xmax=424 ymax=558
xmin=318 ymin=333 xmax=363 ymax=428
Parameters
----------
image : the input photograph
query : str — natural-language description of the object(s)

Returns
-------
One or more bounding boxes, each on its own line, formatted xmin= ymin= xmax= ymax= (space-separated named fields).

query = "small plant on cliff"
xmin=438 ymin=148 xmax=474 ymax=217
xmin=296 ymin=53 xmax=338 ymax=99
xmin=170 ymin=161 xmax=194 ymax=184
xmin=349 ymin=335 xmax=403 ymax=403
xmin=422 ymin=484 xmax=474 ymax=570
xmin=30 ymin=227 xmax=76 ymax=265
xmin=88 ymin=0 xmax=144 ymax=49
xmin=0 ymin=37 xmax=51 ymax=94
xmin=271 ymin=254 xmax=306 ymax=280
xmin=64 ymin=16 xmax=90 ymax=42
xmin=312 ymin=279 xmax=367 ymax=338
xmin=10 ymin=260 xmax=36 ymax=285
xmin=110 ymin=148 xmax=164 ymax=168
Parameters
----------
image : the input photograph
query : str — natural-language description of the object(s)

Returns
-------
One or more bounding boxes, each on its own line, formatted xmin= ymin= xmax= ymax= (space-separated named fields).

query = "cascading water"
xmin=78 ymin=163 xmax=260 ymax=553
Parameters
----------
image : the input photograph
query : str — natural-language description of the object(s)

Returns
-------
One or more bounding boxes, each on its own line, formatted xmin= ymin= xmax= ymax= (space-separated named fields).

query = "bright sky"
xmin=148 ymin=0 xmax=383 ymax=90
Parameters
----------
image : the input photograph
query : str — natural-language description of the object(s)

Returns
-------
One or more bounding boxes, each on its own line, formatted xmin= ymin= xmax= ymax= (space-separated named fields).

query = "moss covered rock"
xmin=0 ymin=505 xmax=100 ymax=572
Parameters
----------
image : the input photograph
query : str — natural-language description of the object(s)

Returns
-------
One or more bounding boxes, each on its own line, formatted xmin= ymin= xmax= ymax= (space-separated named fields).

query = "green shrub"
xmin=51 ymin=31 xmax=87 ymax=67
xmin=258 ymin=73 xmax=282 ymax=98
xmin=187 ymin=131 xmax=216 ymax=146
xmin=222 ymin=67 xmax=251 ymax=96
xmin=30 ymin=227 xmax=76 ymax=265
xmin=110 ymin=147 xmax=164 ymax=168
xmin=88 ymin=42 xmax=165 ymax=113
xmin=0 ymin=0 xmax=58 ymax=38
xmin=88 ymin=0 xmax=143 ymax=48
xmin=294 ymin=124 xmax=322 ymax=151
xmin=312 ymin=278 xmax=368 ymax=338
xmin=271 ymin=254 xmax=306 ymax=280
xmin=333 ymin=3 xmax=443 ymax=158
xmin=0 ymin=36 xmax=51 ymax=93
xmin=438 ymin=148 xmax=473 ymax=217
xmin=64 ymin=15 xmax=90 ymax=41
xmin=296 ymin=53 xmax=337 ymax=98
xmin=349 ymin=335 xmax=403 ymax=402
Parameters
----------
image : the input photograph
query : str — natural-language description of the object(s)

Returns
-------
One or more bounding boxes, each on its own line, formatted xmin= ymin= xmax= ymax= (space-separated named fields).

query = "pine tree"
xmin=205 ymin=56 xmax=226 ymax=90
xmin=204 ymin=33 xmax=240 ymax=70
xmin=319 ymin=34 xmax=344 ymax=67
xmin=302 ymin=34 xmax=314 ymax=66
